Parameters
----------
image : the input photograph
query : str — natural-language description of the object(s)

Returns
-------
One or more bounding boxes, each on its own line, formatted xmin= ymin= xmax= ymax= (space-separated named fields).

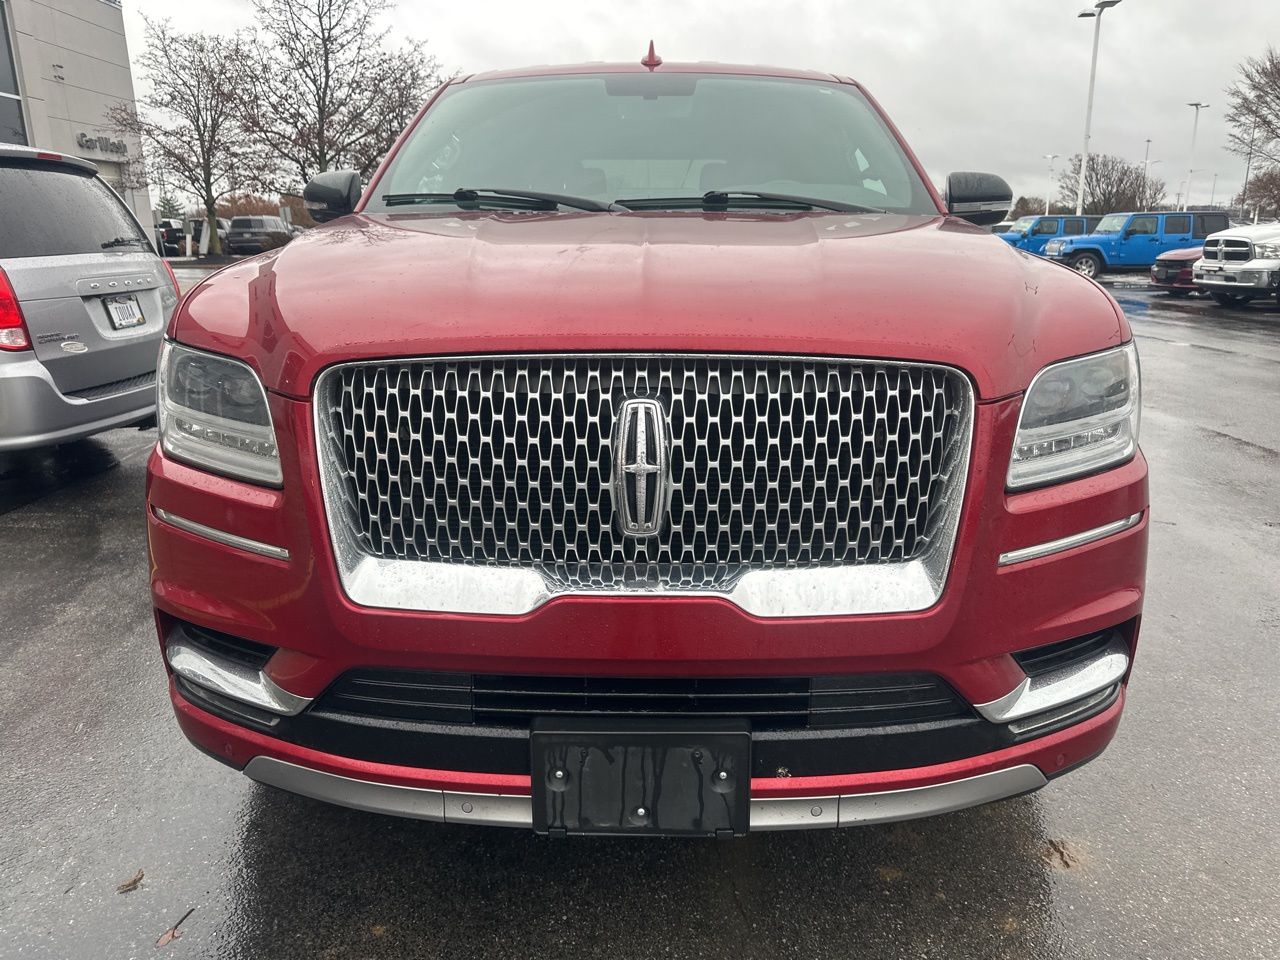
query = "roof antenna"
xmin=641 ymin=40 xmax=663 ymax=70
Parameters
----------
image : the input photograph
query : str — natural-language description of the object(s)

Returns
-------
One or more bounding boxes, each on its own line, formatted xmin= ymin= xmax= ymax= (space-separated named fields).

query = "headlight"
xmin=1253 ymin=241 xmax=1280 ymax=259
xmin=1008 ymin=343 xmax=1140 ymax=489
xmin=158 ymin=341 xmax=282 ymax=485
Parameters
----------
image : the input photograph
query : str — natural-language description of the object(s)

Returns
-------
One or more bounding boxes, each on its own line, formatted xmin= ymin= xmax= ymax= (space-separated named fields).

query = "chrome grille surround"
xmin=1203 ymin=238 xmax=1254 ymax=263
xmin=313 ymin=354 xmax=974 ymax=617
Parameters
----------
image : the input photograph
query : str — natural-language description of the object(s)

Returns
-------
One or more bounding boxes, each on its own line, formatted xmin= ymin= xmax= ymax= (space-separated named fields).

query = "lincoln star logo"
xmin=614 ymin=398 xmax=670 ymax=537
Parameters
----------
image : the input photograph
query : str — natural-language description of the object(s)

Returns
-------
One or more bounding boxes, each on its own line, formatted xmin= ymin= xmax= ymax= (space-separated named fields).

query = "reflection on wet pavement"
xmin=0 ymin=435 xmax=141 ymax=517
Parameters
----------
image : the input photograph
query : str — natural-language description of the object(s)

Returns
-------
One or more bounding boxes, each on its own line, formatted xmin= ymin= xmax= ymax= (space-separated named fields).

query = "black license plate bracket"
xmin=531 ymin=719 xmax=751 ymax=838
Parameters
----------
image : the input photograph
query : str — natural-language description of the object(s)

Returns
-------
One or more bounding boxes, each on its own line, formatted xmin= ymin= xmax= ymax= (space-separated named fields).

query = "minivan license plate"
xmin=104 ymin=295 xmax=145 ymax=330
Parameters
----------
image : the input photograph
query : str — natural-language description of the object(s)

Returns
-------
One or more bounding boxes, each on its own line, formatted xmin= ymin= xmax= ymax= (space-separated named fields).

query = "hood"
xmin=173 ymin=211 xmax=1127 ymax=401
xmin=1211 ymin=222 xmax=1280 ymax=242
xmin=1157 ymin=246 xmax=1204 ymax=262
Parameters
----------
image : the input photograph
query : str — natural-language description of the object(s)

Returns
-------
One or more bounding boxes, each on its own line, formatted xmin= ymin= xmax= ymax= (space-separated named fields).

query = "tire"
xmin=1069 ymin=252 xmax=1103 ymax=279
xmin=1210 ymin=291 xmax=1252 ymax=307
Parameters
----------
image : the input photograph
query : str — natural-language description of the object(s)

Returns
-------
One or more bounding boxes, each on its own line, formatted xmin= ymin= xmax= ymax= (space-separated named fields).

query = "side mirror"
xmin=303 ymin=170 xmax=362 ymax=223
xmin=944 ymin=172 xmax=1013 ymax=226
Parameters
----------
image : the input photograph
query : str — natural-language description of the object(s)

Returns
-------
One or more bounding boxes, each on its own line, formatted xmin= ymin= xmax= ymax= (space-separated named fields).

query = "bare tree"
xmin=1235 ymin=166 xmax=1280 ymax=217
xmin=1056 ymin=154 xmax=1167 ymax=214
xmin=110 ymin=19 xmax=265 ymax=255
xmin=1010 ymin=196 xmax=1045 ymax=219
xmin=237 ymin=0 xmax=443 ymax=189
xmin=1225 ymin=47 xmax=1280 ymax=168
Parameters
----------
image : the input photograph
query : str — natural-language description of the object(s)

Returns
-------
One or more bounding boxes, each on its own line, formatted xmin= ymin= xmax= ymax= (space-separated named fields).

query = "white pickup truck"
xmin=1193 ymin=222 xmax=1280 ymax=306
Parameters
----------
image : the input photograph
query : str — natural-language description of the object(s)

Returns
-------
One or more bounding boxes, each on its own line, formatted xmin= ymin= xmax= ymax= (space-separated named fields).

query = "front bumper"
xmin=172 ymin=676 xmax=1125 ymax=830
xmin=1193 ymin=261 xmax=1280 ymax=293
xmin=0 ymin=351 xmax=155 ymax=451
xmin=148 ymin=388 xmax=1148 ymax=830
xmin=1150 ymin=266 xmax=1196 ymax=290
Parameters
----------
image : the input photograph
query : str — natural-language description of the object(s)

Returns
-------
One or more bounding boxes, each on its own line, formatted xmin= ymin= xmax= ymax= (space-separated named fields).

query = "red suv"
xmin=148 ymin=58 xmax=1147 ymax=837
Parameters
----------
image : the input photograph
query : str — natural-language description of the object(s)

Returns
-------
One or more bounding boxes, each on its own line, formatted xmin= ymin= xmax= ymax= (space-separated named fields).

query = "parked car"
xmin=999 ymin=214 xmax=1101 ymax=255
xmin=151 ymin=58 xmax=1146 ymax=838
xmin=1045 ymin=210 xmax=1230 ymax=278
xmin=156 ymin=219 xmax=184 ymax=257
xmin=225 ymin=216 xmax=293 ymax=255
xmin=1149 ymin=247 xmax=1204 ymax=296
xmin=0 ymin=144 xmax=178 ymax=450
xmin=1192 ymin=222 xmax=1280 ymax=307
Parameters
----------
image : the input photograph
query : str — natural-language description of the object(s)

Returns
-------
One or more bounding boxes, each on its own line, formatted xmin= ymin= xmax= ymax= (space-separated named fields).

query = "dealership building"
xmin=1 ymin=0 xmax=151 ymax=225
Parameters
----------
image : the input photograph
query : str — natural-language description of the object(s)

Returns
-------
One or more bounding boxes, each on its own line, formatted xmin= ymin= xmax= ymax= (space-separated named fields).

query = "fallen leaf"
xmin=155 ymin=908 xmax=195 ymax=948
xmin=116 ymin=869 xmax=144 ymax=894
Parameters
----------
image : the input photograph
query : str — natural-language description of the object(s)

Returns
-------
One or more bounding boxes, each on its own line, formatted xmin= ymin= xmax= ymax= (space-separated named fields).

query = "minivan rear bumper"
xmin=0 ymin=351 xmax=155 ymax=450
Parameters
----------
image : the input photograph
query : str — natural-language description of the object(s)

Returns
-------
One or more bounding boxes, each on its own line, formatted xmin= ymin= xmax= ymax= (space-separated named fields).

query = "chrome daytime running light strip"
xmin=997 ymin=512 xmax=1142 ymax=567
xmin=154 ymin=508 xmax=290 ymax=561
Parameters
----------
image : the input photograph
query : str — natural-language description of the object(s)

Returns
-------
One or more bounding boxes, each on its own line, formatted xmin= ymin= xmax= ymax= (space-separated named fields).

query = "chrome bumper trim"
xmin=242 ymin=758 xmax=1046 ymax=830
xmin=1192 ymin=273 xmax=1274 ymax=289
xmin=975 ymin=635 xmax=1130 ymax=725
xmin=997 ymin=512 xmax=1142 ymax=567
xmin=167 ymin=640 xmax=311 ymax=717
xmin=336 ymin=554 xmax=949 ymax=618
xmin=154 ymin=508 xmax=290 ymax=561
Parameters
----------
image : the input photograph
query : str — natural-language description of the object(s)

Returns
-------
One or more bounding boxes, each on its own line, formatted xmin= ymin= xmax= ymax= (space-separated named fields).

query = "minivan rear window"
xmin=0 ymin=162 xmax=149 ymax=259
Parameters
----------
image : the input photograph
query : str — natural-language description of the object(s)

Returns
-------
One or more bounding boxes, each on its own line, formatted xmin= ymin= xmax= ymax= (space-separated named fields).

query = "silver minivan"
xmin=0 ymin=144 xmax=176 ymax=450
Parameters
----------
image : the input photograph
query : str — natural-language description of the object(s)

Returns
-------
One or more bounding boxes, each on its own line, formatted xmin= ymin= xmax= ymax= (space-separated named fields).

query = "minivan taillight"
xmin=161 ymin=259 xmax=180 ymax=296
xmin=0 ymin=266 xmax=32 ymax=351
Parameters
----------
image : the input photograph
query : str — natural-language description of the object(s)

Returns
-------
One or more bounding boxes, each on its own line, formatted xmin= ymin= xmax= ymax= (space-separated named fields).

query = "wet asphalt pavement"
xmin=2 ymin=284 xmax=1278 ymax=960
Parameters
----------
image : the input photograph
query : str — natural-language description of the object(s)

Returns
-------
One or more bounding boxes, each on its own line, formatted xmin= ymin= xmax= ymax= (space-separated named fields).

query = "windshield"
xmin=0 ymin=162 xmax=148 ymax=258
xmin=1010 ymin=217 xmax=1036 ymax=233
xmin=368 ymin=73 xmax=937 ymax=215
xmin=1094 ymin=214 xmax=1129 ymax=234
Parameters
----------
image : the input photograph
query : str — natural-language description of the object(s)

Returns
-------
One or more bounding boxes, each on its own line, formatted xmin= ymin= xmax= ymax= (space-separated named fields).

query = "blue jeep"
xmin=999 ymin=214 xmax=1101 ymax=255
xmin=1045 ymin=211 xmax=1230 ymax=278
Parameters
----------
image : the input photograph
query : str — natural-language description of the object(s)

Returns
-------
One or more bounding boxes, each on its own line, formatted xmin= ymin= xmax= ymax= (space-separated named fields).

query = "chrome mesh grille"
xmin=316 ymin=355 xmax=970 ymax=592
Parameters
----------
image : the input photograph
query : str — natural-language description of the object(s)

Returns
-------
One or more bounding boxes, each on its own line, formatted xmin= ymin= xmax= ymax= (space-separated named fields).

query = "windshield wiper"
xmin=382 ymin=188 xmax=615 ymax=212
xmin=615 ymin=191 xmax=884 ymax=214
xmin=101 ymin=236 xmax=148 ymax=249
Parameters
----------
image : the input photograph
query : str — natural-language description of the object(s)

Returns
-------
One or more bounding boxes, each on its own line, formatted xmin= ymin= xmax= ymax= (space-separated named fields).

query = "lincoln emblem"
xmin=614 ymin=398 xmax=670 ymax=537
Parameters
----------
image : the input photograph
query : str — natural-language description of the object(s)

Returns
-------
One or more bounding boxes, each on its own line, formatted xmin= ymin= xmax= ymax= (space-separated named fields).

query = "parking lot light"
xmin=1183 ymin=102 xmax=1210 ymax=211
xmin=1075 ymin=1 xmax=1124 ymax=216
xmin=1044 ymin=154 xmax=1060 ymax=214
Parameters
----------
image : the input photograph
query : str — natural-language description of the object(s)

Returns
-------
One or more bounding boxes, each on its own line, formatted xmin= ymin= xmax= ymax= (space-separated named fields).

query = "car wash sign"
xmin=75 ymin=133 xmax=128 ymax=155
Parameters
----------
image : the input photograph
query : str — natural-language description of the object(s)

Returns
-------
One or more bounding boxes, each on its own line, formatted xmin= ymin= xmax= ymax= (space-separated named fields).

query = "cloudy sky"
xmin=123 ymin=0 xmax=1279 ymax=208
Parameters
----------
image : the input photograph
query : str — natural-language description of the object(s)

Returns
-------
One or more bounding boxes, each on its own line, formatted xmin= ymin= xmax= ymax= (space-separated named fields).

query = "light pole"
xmin=1075 ymin=0 xmax=1123 ymax=216
xmin=1140 ymin=139 xmax=1153 ymax=207
xmin=1043 ymin=154 xmax=1060 ymax=214
xmin=1141 ymin=159 xmax=1162 ymax=208
xmin=1241 ymin=118 xmax=1257 ymax=219
xmin=1183 ymin=101 xmax=1209 ymax=211
xmin=1209 ymin=173 xmax=1219 ymax=208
